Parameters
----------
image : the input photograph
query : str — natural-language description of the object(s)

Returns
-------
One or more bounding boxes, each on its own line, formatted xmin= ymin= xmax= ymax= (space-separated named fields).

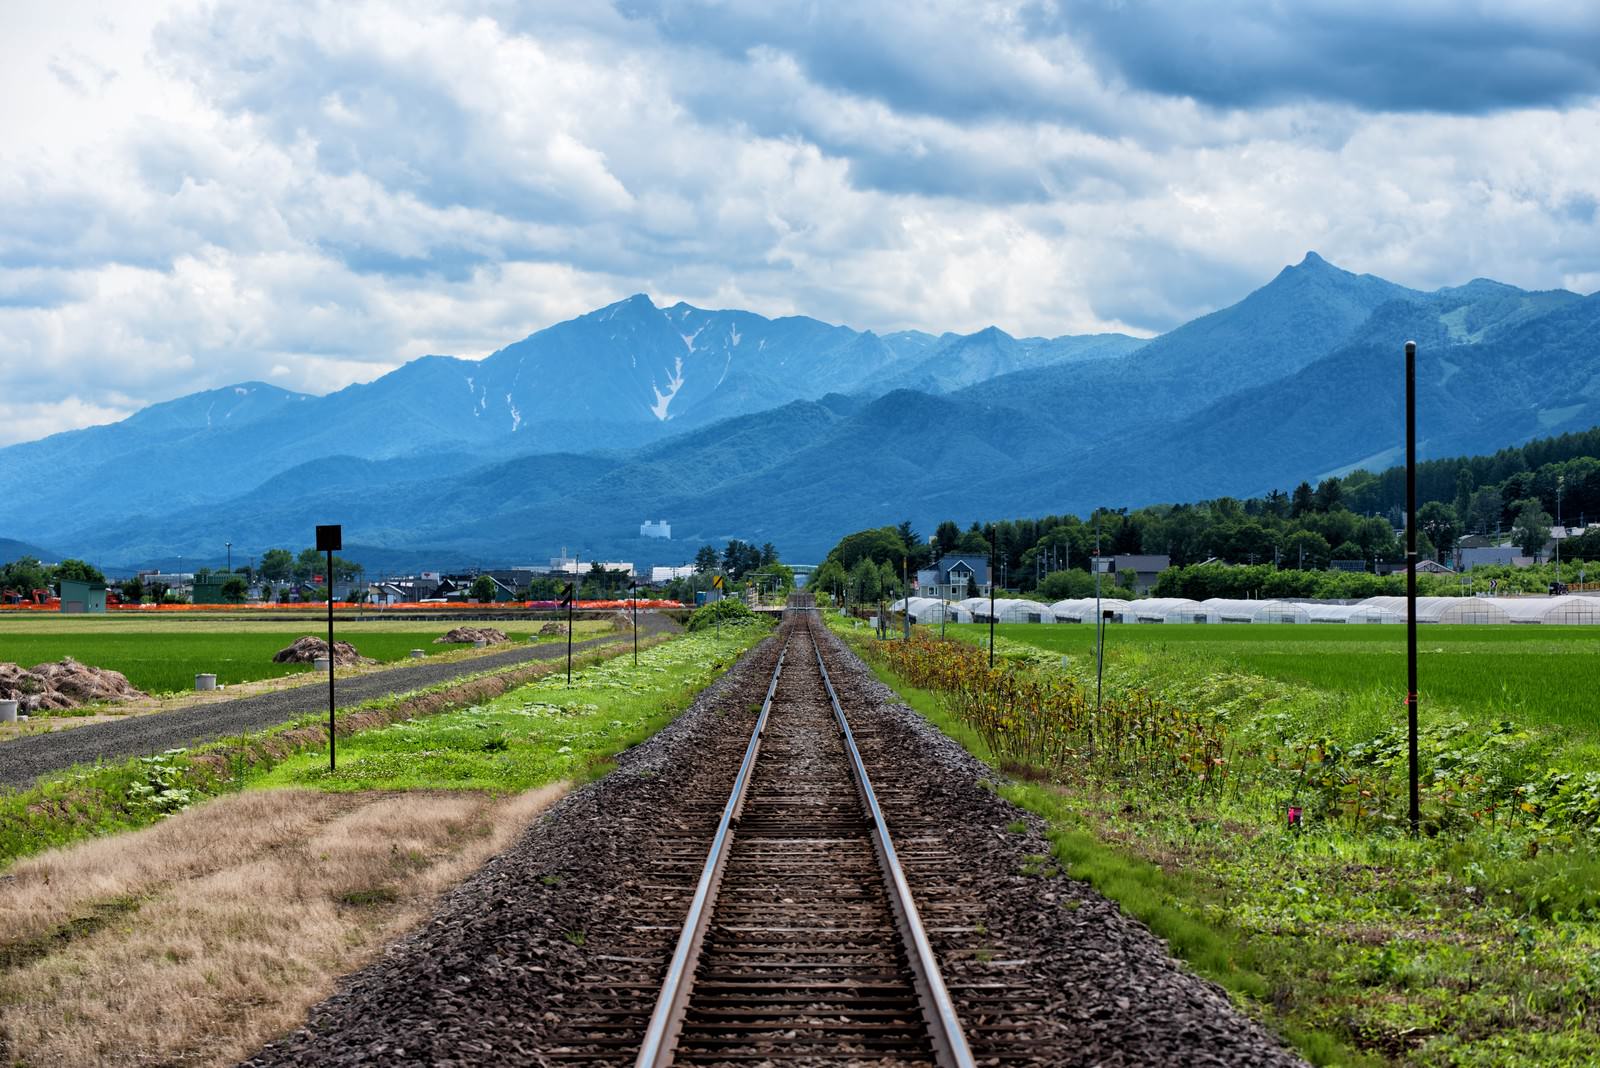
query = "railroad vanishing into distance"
xmin=245 ymin=599 xmax=1300 ymax=1067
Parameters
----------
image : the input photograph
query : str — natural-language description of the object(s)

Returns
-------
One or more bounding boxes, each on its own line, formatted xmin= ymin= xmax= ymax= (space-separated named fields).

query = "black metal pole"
xmin=327 ymin=548 xmax=336 ymax=773
xmin=988 ymin=536 xmax=996 ymax=668
xmin=632 ymin=582 xmax=639 ymax=666
xmin=566 ymin=587 xmax=574 ymax=686
xmin=1405 ymin=340 xmax=1420 ymax=836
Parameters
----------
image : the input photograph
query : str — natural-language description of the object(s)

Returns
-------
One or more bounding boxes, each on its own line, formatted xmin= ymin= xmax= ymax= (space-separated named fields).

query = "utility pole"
xmin=988 ymin=534 xmax=997 ymax=668
xmin=315 ymin=525 xmax=341 ymax=773
xmin=1405 ymin=341 xmax=1420 ymax=837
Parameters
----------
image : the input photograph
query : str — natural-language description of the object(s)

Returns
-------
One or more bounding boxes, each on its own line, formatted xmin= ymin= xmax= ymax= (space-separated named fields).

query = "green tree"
xmin=221 ymin=576 xmax=248 ymax=604
xmin=294 ymin=548 xmax=322 ymax=582
xmin=260 ymin=548 xmax=294 ymax=582
xmin=933 ymin=520 xmax=960 ymax=557
xmin=1511 ymin=498 xmax=1553 ymax=558
xmin=847 ymin=557 xmax=882 ymax=602
xmin=0 ymin=556 xmax=51 ymax=597
xmin=470 ymin=574 xmax=498 ymax=603
xmin=119 ymin=576 xmax=145 ymax=603
xmin=1290 ymin=481 xmax=1315 ymax=518
xmin=52 ymin=558 xmax=105 ymax=585
xmin=1313 ymin=478 xmax=1343 ymax=513
xmin=1280 ymin=530 xmax=1332 ymax=570
xmin=693 ymin=545 xmax=719 ymax=573
xmin=1417 ymin=501 xmax=1460 ymax=563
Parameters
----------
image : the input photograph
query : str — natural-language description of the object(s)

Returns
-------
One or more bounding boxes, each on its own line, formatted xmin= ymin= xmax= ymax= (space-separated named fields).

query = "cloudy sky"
xmin=3 ymin=0 xmax=1599 ymax=446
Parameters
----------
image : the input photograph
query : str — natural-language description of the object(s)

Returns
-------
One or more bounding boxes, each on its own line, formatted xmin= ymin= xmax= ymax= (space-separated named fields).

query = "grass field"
xmin=256 ymin=627 xmax=762 ymax=792
xmin=0 ymin=619 xmax=613 ymax=694
xmin=847 ymin=618 xmax=1600 ymax=1065
xmin=949 ymin=622 xmax=1600 ymax=735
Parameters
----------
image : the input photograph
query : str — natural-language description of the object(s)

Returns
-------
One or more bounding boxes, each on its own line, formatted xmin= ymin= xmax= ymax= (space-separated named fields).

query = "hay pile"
xmin=0 ymin=659 xmax=145 ymax=713
xmin=271 ymin=637 xmax=374 ymax=666
xmin=435 ymin=626 xmax=510 ymax=645
xmin=537 ymin=621 xmax=568 ymax=636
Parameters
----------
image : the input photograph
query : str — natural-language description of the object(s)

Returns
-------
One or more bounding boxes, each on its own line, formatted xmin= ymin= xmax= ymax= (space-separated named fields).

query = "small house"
xmin=58 ymin=578 xmax=107 ymax=614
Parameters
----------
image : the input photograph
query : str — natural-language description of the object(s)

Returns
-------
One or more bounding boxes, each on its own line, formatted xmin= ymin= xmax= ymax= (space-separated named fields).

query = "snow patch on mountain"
xmin=507 ymin=393 xmax=522 ymax=432
xmin=681 ymin=325 xmax=705 ymax=353
xmin=730 ymin=324 xmax=741 ymax=347
xmin=651 ymin=357 xmax=687 ymax=421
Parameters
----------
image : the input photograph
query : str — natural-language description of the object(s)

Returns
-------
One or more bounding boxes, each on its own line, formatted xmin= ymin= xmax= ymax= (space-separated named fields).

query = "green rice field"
xmin=0 ymin=617 xmax=613 ymax=695
xmin=948 ymin=622 xmax=1600 ymax=734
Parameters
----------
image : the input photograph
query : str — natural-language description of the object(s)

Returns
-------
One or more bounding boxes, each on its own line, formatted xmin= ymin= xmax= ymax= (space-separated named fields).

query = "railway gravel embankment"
xmin=242 ymin=613 xmax=1305 ymax=1067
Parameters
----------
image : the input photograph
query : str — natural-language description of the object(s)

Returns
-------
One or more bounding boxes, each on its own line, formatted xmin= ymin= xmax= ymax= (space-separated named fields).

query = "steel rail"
xmin=811 ymin=620 xmax=977 ymax=1068
xmin=634 ymin=640 xmax=788 ymax=1068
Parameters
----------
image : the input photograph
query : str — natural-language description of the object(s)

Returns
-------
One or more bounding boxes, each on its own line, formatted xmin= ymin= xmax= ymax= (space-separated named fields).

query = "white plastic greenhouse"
xmin=897 ymin=596 xmax=973 ymax=624
xmin=991 ymin=598 xmax=1055 ymax=624
xmin=957 ymin=596 xmax=994 ymax=621
xmin=1482 ymin=595 xmax=1600 ymax=625
xmin=1129 ymin=597 xmax=1217 ymax=624
xmin=1049 ymin=598 xmax=1131 ymax=624
xmin=1358 ymin=596 xmax=1511 ymax=624
xmin=1200 ymin=598 xmax=1311 ymax=624
xmin=1305 ymin=603 xmax=1403 ymax=624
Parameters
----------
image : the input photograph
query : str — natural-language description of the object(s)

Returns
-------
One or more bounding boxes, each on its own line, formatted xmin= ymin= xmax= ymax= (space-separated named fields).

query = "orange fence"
xmin=0 ymin=599 xmax=685 ymax=613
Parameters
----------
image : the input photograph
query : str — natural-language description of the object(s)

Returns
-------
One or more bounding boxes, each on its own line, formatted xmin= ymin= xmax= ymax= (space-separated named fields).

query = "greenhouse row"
xmin=890 ymin=594 xmax=1600 ymax=625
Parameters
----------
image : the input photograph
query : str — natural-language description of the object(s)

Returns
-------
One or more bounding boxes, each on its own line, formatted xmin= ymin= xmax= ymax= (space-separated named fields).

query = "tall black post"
xmin=327 ymin=547 xmax=335 ymax=771
xmin=631 ymin=580 xmax=639 ymax=666
xmin=567 ymin=585 xmax=575 ymax=686
xmin=988 ymin=536 xmax=996 ymax=668
xmin=1405 ymin=340 xmax=1420 ymax=836
xmin=315 ymin=524 xmax=341 ymax=774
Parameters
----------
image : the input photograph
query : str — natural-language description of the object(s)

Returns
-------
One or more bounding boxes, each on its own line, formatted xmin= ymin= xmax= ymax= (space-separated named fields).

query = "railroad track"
xmin=552 ymin=598 xmax=979 ymax=1066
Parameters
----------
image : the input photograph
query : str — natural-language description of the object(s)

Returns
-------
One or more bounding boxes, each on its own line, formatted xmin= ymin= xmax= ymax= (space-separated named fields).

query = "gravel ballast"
xmin=241 ymin=615 xmax=1306 ymax=1067
xmin=0 ymin=615 xmax=674 ymax=790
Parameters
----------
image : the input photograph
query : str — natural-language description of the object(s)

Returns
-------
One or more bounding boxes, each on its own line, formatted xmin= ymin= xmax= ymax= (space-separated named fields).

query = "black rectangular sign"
xmin=315 ymin=524 xmax=342 ymax=551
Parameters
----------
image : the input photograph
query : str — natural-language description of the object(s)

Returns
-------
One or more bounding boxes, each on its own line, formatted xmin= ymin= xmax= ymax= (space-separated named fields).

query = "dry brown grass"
xmin=0 ymin=783 xmax=567 ymax=1066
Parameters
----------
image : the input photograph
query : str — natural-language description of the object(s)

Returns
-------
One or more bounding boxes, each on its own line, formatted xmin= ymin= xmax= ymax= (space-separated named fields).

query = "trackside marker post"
xmin=315 ymin=524 xmax=341 ymax=772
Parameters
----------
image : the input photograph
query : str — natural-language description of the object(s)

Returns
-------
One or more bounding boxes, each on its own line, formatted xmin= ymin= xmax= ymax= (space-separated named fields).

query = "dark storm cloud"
xmin=1049 ymin=1 xmax=1600 ymax=113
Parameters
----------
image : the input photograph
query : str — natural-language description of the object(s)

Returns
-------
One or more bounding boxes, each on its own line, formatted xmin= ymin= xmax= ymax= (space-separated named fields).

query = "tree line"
xmin=811 ymin=425 xmax=1600 ymax=603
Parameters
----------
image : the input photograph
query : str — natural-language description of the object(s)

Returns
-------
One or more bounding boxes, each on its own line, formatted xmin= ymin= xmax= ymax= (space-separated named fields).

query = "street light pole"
xmin=226 ymin=541 xmax=232 ymax=575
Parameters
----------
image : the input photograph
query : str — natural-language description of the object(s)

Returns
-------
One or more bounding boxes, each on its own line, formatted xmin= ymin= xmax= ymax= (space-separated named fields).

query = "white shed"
xmin=1200 ymin=598 xmax=1311 ymax=624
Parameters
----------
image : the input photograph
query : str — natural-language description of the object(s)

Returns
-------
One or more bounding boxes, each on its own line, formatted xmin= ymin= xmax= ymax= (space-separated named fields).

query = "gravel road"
xmin=243 ymin=614 xmax=1307 ymax=1067
xmin=0 ymin=616 xmax=675 ymax=791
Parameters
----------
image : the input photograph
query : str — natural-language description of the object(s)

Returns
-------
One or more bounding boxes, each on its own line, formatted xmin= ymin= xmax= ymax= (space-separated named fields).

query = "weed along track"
xmin=244 ymin=604 xmax=1305 ymax=1067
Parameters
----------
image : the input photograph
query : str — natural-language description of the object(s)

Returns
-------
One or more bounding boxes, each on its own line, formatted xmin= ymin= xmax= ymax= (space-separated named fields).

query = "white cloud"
xmin=1 ymin=0 xmax=1598 ymax=446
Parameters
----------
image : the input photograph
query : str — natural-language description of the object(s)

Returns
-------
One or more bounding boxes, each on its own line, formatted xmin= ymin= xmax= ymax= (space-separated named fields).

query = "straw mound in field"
xmin=537 ymin=621 xmax=568 ymax=636
xmin=0 ymin=659 xmax=146 ymax=712
xmin=434 ymin=626 xmax=510 ymax=645
xmin=271 ymin=637 xmax=374 ymax=666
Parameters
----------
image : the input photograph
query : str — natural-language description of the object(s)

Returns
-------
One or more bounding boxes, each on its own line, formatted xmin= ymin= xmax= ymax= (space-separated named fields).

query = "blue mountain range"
xmin=1 ymin=253 xmax=1594 ymax=568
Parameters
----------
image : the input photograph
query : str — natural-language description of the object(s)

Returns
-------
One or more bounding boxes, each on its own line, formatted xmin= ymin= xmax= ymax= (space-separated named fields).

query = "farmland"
xmin=949 ymin=622 xmax=1600 ymax=739
xmin=0 ymin=616 xmax=614 ymax=696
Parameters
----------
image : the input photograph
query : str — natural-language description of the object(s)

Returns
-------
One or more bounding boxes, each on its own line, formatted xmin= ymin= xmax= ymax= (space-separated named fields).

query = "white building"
xmin=640 ymin=519 xmax=672 ymax=539
xmin=651 ymin=565 xmax=696 ymax=583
